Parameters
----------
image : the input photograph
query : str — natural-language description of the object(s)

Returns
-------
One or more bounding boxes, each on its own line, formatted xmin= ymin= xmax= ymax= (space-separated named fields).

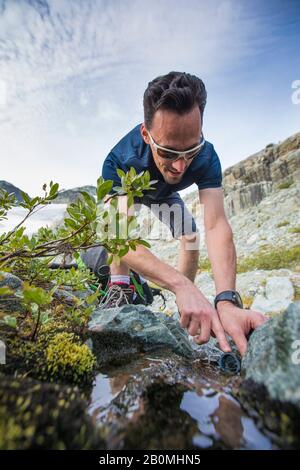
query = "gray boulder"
xmin=239 ymin=302 xmax=300 ymax=447
xmin=88 ymin=304 xmax=194 ymax=366
xmin=242 ymin=301 xmax=300 ymax=407
xmin=0 ymin=272 xmax=23 ymax=290
xmin=0 ymin=272 xmax=24 ymax=314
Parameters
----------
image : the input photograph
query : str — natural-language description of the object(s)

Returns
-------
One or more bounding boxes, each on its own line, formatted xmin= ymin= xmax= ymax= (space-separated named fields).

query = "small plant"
xmin=277 ymin=180 xmax=293 ymax=190
xmin=288 ymin=226 xmax=300 ymax=234
xmin=14 ymin=282 xmax=56 ymax=340
xmin=277 ymin=220 xmax=290 ymax=228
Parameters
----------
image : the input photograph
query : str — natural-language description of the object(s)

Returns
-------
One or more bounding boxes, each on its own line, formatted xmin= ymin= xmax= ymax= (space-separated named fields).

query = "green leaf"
xmin=118 ymin=245 xmax=129 ymax=257
xmin=64 ymin=218 xmax=78 ymax=230
xmin=4 ymin=315 xmax=17 ymax=329
xmin=117 ymin=168 xmax=126 ymax=178
xmin=22 ymin=282 xmax=53 ymax=306
xmin=49 ymin=183 xmax=59 ymax=198
xmin=21 ymin=191 xmax=31 ymax=206
xmin=137 ymin=239 xmax=151 ymax=248
xmin=97 ymin=180 xmax=113 ymax=201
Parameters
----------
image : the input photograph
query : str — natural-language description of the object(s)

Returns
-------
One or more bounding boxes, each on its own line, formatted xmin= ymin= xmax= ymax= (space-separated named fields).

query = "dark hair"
xmin=143 ymin=71 xmax=207 ymax=129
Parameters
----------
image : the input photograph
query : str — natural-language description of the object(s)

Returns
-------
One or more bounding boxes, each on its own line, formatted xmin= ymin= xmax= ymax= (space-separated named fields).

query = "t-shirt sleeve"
xmin=196 ymin=145 xmax=222 ymax=190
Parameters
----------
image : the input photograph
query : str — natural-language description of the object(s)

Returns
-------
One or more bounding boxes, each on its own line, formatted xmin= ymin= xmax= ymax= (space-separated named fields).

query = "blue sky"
xmin=0 ymin=0 xmax=299 ymax=194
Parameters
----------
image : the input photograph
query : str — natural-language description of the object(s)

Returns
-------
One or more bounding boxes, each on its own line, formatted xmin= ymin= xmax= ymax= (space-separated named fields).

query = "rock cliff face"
xmin=222 ymin=132 xmax=300 ymax=216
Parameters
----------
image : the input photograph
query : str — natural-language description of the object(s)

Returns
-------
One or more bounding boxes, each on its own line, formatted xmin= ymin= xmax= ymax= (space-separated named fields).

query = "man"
xmin=102 ymin=71 xmax=266 ymax=355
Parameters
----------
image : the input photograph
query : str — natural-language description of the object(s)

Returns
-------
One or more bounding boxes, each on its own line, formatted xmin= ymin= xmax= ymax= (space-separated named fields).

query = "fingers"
xmin=188 ymin=320 xmax=201 ymax=336
xmin=229 ymin=328 xmax=248 ymax=356
xmin=211 ymin=315 xmax=231 ymax=353
xmin=193 ymin=315 xmax=211 ymax=344
xmin=180 ymin=312 xmax=191 ymax=329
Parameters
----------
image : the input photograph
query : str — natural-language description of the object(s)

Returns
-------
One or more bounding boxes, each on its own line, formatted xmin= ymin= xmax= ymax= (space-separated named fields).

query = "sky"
xmin=0 ymin=0 xmax=299 ymax=195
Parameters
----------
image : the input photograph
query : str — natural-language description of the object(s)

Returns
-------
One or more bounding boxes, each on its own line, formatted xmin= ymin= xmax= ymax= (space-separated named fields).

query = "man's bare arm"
xmin=110 ymin=195 xmax=231 ymax=351
xmin=198 ymin=188 xmax=266 ymax=355
xmin=199 ymin=187 xmax=237 ymax=293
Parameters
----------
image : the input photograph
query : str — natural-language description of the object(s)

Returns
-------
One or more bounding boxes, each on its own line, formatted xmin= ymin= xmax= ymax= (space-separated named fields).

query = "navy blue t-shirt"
xmin=102 ymin=124 xmax=222 ymax=200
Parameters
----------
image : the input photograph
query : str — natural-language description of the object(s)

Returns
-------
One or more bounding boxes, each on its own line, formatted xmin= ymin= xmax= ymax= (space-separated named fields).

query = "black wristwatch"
xmin=214 ymin=290 xmax=243 ymax=309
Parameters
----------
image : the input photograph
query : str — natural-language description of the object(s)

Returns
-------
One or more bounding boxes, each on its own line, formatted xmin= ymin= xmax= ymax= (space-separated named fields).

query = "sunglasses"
xmin=147 ymin=130 xmax=205 ymax=162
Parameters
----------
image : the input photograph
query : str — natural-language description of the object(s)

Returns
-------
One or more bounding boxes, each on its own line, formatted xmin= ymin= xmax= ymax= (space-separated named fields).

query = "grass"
xmin=276 ymin=220 xmax=290 ymax=228
xmin=288 ymin=226 xmax=300 ymax=234
xmin=277 ymin=180 xmax=293 ymax=190
xmin=198 ymin=244 xmax=300 ymax=273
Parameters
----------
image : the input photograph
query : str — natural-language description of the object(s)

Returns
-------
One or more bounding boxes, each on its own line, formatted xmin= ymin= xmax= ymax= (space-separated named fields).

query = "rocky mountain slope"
xmin=0 ymin=180 xmax=28 ymax=202
xmin=54 ymin=185 xmax=96 ymax=204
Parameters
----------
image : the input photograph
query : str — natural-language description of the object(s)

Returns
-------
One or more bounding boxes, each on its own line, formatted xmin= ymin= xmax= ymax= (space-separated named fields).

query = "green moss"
xmin=0 ymin=373 xmax=104 ymax=450
xmin=288 ymin=226 xmax=300 ymax=234
xmin=2 ymin=320 xmax=96 ymax=387
xmin=277 ymin=180 xmax=293 ymax=189
xmin=46 ymin=332 xmax=96 ymax=385
xmin=276 ymin=220 xmax=289 ymax=228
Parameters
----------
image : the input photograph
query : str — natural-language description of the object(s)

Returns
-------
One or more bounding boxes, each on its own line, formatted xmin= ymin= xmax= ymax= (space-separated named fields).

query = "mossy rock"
xmin=0 ymin=373 xmax=105 ymax=450
xmin=1 ymin=321 xmax=96 ymax=387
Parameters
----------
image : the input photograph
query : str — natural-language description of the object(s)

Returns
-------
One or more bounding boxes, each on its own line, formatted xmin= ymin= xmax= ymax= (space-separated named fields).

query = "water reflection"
xmin=181 ymin=390 xmax=272 ymax=449
xmin=88 ymin=352 xmax=274 ymax=449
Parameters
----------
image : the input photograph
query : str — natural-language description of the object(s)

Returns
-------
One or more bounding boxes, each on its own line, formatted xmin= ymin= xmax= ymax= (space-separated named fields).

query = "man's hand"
xmin=217 ymin=301 xmax=267 ymax=356
xmin=175 ymin=282 xmax=232 ymax=353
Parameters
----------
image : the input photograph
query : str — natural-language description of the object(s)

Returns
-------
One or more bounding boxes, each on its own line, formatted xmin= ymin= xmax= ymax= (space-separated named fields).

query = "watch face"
xmin=233 ymin=291 xmax=243 ymax=308
xmin=215 ymin=291 xmax=244 ymax=309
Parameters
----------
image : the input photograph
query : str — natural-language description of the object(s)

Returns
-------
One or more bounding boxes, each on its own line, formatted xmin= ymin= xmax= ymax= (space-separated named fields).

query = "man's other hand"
xmin=175 ymin=283 xmax=232 ymax=353
xmin=217 ymin=301 xmax=267 ymax=356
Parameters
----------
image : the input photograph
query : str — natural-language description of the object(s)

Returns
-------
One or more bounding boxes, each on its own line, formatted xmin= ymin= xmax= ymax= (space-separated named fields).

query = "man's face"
xmin=141 ymin=106 xmax=202 ymax=184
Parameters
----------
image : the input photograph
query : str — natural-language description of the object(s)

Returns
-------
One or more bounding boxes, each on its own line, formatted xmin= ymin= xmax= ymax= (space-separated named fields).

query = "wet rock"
xmin=239 ymin=302 xmax=300 ymax=447
xmin=242 ymin=302 xmax=300 ymax=407
xmin=0 ymin=373 xmax=105 ymax=450
xmin=88 ymin=304 xmax=195 ymax=366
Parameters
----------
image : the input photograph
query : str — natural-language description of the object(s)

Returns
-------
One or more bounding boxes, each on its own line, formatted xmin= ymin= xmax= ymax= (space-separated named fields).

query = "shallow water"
xmin=88 ymin=353 xmax=274 ymax=450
